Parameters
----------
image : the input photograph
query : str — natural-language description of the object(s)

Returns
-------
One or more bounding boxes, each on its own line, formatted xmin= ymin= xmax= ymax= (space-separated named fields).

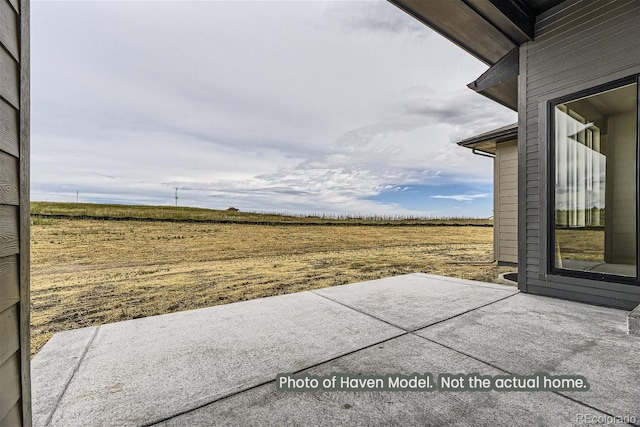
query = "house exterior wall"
xmin=493 ymin=148 xmax=499 ymax=259
xmin=0 ymin=0 xmax=30 ymax=425
xmin=518 ymin=0 xmax=640 ymax=309
xmin=495 ymin=140 xmax=518 ymax=264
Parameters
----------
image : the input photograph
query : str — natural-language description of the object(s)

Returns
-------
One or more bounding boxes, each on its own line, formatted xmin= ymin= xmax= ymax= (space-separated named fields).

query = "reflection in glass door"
xmin=553 ymin=82 xmax=638 ymax=277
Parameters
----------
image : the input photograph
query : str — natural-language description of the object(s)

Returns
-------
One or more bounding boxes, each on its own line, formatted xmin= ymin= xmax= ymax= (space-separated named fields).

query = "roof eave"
xmin=467 ymin=47 xmax=519 ymax=111
xmin=387 ymin=0 xmax=520 ymax=65
xmin=457 ymin=123 xmax=518 ymax=150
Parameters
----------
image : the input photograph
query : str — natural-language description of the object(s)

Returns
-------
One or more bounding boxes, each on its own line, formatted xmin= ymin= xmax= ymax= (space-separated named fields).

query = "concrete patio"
xmin=31 ymin=273 xmax=640 ymax=426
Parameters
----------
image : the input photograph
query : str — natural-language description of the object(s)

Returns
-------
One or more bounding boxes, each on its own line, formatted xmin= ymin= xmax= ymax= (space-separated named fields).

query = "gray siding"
xmin=519 ymin=0 xmax=640 ymax=309
xmin=0 ymin=0 xmax=30 ymax=425
xmin=495 ymin=140 xmax=518 ymax=264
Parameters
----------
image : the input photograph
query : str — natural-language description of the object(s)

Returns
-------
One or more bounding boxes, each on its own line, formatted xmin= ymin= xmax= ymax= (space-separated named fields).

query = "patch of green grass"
xmin=30 ymin=202 xmax=492 ymax=226
xmin=31 ymin=217 xmax=54 ymax=226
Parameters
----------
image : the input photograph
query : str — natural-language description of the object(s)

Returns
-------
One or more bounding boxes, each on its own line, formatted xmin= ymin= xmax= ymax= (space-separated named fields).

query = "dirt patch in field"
xmin=31 ymin=219 xmax=514 ymax=356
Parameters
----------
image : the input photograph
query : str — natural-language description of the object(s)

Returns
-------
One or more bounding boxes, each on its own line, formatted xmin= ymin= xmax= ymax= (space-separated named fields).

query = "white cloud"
xmin=431 ymin=193 xmax=491 ymax=202
xmin=31 ymin=1 xmax=516 ymax=216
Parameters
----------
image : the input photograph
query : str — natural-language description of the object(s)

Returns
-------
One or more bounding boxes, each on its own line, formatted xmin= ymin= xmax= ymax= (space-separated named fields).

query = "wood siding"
xmin=495 ymin=141 xmax=518 ymax=264
xmin=519 ymin=0 xmax=640 ymax=309
xmin=0 ymin=0 xmax=30 ymax=425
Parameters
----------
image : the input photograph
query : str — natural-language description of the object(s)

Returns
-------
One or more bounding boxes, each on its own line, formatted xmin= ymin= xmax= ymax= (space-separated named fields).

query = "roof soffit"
xmin=389 ymin=0 xmax=518 ymax=65
xmin=388 ymin=0 xmax=566 ymax=65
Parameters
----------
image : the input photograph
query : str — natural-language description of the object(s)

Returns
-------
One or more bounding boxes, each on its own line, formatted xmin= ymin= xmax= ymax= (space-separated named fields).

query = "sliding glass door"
xmin=552 ymin=80 xmax=638 ymax=279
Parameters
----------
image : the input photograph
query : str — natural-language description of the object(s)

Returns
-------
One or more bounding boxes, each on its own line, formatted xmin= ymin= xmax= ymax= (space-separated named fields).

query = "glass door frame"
xmin=547 ymin=74 xmax=640 ymax=285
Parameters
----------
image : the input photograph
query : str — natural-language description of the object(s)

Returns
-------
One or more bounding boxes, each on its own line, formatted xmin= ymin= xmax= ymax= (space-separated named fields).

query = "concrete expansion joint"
xmin=415 ymin=334 xmax=624 ymax=425
xmin=409 ymin=292 xmax=518 ymax=333
xmin=309 ymin=290 xmax=408 ymax=331
xmin=140 ymin=332 xmax=409 ymax=427
xmin=44 ymin=325 xmax=101 ymax=427
xmin=309 ymin=286 xmax=518 ymax=334
xmin=138 ymin=376 xmax=278 ymax=427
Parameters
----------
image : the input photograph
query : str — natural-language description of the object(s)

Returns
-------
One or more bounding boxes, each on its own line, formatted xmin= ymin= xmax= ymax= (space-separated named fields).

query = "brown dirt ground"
xmin=30 ymin=219 xmax=515 ymax=357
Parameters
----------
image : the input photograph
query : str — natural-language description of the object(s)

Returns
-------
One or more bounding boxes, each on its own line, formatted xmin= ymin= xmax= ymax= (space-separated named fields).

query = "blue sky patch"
xmin=366 ymin=182 xmax=494 ymax=218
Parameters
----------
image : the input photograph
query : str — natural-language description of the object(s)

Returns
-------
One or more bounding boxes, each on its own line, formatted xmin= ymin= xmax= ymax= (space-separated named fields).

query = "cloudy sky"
xmin=32 ymin=0 xmax=516 ymax=217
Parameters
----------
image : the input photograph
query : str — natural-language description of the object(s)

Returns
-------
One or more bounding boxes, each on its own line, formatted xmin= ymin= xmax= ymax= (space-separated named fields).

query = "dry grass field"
xmin=555 ymin=228 xmax=605 ymax=262
xmin=31 ymin=214 xmax=513 ymax=357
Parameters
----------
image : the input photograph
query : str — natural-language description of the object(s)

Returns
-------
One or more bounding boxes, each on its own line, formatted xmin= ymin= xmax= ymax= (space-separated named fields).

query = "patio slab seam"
xmin=141 ymin=292 xmax=527 ymax=426
xmin=407 ymin=293 xmax=517 ymax=332
xmin=412 ymin=333 xmax=627 ymax=424
xmin=139 ymin=332 xmax=409 ymax=427
xmin=311 ymin=289 xmax=630 ymax=423
xmin=43 ymin=325 xmax=101 ymax=427
xmin=145 ymin=322 xmax=622 ymax=427
xmin=309 ymin=290 xmax=409 ymax=331
xmin=311 ymin=287 xmax=519 ymax=333
xmin=410 ymin=273 xmax=519 ymax=292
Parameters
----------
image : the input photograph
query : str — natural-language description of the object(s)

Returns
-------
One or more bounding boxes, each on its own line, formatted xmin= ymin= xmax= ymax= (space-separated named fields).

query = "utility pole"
xmin=76 ymin=190 xmax=79 ymax=203
xmin=175 ymin=188 xmax=179 ymax=207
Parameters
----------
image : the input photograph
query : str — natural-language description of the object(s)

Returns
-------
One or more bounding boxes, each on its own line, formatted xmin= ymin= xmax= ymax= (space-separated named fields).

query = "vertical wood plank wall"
xmin=519 ymin=0 xmax=640 ymax=309
xmin=0 ymin=0 xmax=30 ymax=425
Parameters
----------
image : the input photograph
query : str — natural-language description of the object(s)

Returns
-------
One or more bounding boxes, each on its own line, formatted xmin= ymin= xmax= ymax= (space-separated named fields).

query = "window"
xmin=551 ymin=79 xmax=638 ymax=280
